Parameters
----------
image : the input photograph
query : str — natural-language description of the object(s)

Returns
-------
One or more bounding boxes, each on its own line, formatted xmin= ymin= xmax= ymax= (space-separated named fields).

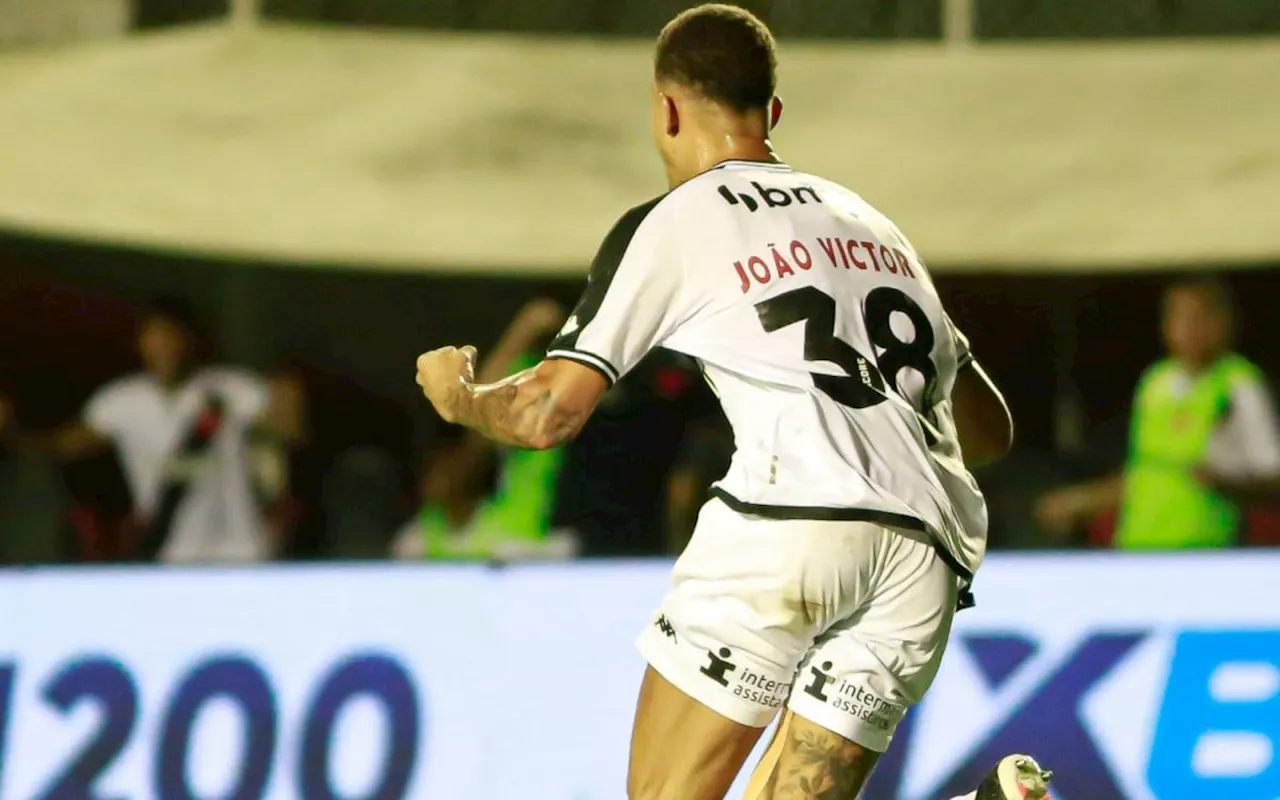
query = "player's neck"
xmin=670 ymin=134 xmax=781 ymax=187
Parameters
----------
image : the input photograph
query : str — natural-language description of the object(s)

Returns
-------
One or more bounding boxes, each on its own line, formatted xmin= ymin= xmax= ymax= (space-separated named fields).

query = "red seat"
xmin=1087 ymin=507 xmax=1119 ymax=548
xmin=1244 ymin=506 xmax=1280 ymax=547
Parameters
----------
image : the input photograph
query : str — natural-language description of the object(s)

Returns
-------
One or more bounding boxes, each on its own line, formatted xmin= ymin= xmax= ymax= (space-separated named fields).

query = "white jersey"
xmin=548 ymin=160 xmax=988 ymax=580
xmin=84 ymin=367 xmax=270 ymax=564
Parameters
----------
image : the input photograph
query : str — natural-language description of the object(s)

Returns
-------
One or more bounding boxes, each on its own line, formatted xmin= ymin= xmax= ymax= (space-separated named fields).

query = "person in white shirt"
xmin=42 ymin=298 xmax=299 ymax=564
xmin=415 ymin=5 xmax=1048 ymax=800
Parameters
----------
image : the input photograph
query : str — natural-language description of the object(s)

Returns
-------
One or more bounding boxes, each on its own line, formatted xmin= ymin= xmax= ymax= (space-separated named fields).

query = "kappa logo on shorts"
xmin=802 ymin=660 xmax=836 ymax=703
xmin=699 ymin=647 xmax=738 ymax=687
xmin=654 ymin=615 xmax=677 ymax=642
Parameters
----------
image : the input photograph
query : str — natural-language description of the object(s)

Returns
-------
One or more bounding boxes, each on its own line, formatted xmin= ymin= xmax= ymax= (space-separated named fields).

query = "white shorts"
xmin=636 ymin=498 xmax=960 ymax=753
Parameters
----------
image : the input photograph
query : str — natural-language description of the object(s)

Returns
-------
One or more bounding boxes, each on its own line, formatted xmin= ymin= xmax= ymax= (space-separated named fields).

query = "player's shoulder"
xmin=593 ymin=176 xmax=732 ymax=270
xmin=593 ymin=192 xmax=681 ymax=269
xmin=809 ymin=172 xmax=910 ymax=234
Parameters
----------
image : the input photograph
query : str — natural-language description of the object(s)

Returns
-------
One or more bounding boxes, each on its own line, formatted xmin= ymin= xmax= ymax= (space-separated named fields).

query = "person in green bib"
xmin=390 ymin=299 xmax=576 ymax=562
xmin=1037 ymin=276 xmax=1280 ymax=548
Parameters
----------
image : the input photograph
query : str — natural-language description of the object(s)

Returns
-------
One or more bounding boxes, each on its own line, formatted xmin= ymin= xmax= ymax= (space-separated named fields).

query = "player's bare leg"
xmin=628 ymin=667 xmax=767 ymax=800
xmin=741 ymin=711 xmax=879 ymax=800
xmin=745 ymin=714 xmax=1056 ymax=800
xmin=739 ymin=710 xmax=793 ymax=799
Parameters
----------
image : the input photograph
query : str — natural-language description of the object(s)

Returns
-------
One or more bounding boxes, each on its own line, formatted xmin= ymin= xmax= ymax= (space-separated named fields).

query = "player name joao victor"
xmin=723 ymin=182 xmax=920 ymax=293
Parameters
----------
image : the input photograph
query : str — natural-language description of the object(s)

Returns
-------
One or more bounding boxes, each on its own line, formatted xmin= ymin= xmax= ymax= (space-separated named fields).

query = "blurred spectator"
xmin=275 ymin=363 xmax=416 ymax=559
xmin=324 ymin=445 xmax=408 ymax=559
xmin=0 ymin=384 xmax=70 ymax=562
xmin=251 ymin=364 xmax=312 ymax=550
xmin=1036 ymin=276 xmax=1280 ymax=548
xmin=392 ymin=298 xmax=575 ymax=561
xmin=553 ymin=349 xmax=716 ymax=557
xmin=31 ymin=298 xmax=303 ymax=563
xmin=664 ymin=415 xmax=733 ymax=554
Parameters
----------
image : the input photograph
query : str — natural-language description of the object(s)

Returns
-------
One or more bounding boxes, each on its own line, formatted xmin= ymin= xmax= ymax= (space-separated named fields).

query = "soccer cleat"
xmin=973 ymin=754 xmax=1054 ymax=799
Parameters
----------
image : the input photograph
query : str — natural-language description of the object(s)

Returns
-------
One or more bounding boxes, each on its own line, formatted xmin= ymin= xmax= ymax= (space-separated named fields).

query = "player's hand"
xmin=416 ymin=345 xmax=478 ymax=423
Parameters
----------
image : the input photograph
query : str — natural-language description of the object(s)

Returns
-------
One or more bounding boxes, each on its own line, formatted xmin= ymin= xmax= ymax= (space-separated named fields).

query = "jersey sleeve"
xmin=546 ymin=195 xmax=686 ymax=386
xmin=1228 ymin=376 xmax=1280 ymax=475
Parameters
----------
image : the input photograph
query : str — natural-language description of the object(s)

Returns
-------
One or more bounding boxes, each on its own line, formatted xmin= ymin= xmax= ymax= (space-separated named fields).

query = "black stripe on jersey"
xmin=708 ymin=487 xmax=976 ymax=584
xmin=548 ymin=193 xmax=668 ymax=357
xmin=546 ymin=348 xmax=620 ymax=387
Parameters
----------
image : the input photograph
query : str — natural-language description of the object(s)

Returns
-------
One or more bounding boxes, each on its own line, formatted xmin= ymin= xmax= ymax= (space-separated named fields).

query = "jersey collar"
xmin=710 ymin=159 xmax=794 ymax=173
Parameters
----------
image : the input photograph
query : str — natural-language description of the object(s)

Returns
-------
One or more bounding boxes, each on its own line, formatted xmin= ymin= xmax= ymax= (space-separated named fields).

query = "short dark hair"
xmin=655 ymin=4 xmax=777 ymax=113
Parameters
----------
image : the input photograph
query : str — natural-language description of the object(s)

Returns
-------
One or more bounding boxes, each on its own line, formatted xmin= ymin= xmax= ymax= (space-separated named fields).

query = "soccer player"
xmin=415 ymin=5 xmax=1053 ymax=798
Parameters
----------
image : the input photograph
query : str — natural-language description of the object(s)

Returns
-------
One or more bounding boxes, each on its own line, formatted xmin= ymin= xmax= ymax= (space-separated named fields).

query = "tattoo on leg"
xmin=769 ymin=728 xmax=876 ymax=799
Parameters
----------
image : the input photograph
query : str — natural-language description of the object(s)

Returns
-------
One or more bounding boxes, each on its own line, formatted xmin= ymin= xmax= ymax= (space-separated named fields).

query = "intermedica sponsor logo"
xmin=699 ymin=648 xmax=789 ymax=710
xmin=800 ymin=660 xmax=901 ymax=734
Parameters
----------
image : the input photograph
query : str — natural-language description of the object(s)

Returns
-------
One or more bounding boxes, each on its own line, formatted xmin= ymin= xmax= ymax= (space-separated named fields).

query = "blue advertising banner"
xmin=0 ymin=554 xmax=1276 ymax=799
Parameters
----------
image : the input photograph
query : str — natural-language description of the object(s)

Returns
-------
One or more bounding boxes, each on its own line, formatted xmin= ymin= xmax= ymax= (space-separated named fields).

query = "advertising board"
xmin=0 ymin=555 xmax=1276 ymax=799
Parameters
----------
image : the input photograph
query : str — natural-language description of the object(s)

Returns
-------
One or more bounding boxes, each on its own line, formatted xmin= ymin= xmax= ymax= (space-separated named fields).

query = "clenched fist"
xmin=416 ymin=345 xmax=477 ymax=423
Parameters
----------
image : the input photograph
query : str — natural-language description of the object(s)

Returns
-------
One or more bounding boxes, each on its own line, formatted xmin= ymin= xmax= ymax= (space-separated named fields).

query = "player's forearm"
xmin=445 ymin=375 xmax=585 ymax=451
xmin=450 ymin=384 xmax=539 ymax=449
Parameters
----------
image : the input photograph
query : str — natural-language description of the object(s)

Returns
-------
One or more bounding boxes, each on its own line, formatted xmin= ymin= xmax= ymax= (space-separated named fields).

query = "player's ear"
xmin=662 ymin=93 xmax=680 ymax=137
xmin=769 ymin=97 xmax=784 ymax=131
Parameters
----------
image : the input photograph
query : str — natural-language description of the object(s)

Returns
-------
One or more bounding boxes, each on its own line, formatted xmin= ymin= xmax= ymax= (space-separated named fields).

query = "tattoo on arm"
xmin=449 ymin=372 xmax=589 ymax=450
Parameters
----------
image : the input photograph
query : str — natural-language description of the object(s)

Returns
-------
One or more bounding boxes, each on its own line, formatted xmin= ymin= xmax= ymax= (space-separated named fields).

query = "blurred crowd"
xmin=1 ymin=275 xmax=1278 ymax=567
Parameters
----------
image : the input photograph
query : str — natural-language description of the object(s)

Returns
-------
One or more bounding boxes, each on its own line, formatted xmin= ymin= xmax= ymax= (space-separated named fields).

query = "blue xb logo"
xmin=866 ymin=629 xmax=1280 ymax=800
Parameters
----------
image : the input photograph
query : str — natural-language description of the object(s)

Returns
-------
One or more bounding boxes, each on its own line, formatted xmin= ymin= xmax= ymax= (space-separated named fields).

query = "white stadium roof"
xmin=0 ymin=23 xmax=1276 ymax=274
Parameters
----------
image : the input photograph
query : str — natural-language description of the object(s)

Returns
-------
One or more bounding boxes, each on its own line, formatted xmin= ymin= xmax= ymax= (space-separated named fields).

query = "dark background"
xmin=4 ymin=229 xmax=1278 ymax=463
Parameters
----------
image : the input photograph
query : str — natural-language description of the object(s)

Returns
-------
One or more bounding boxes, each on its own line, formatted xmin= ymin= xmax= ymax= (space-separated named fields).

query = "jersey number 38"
xmin=755 ymin=286 xmax=942 ymax=436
